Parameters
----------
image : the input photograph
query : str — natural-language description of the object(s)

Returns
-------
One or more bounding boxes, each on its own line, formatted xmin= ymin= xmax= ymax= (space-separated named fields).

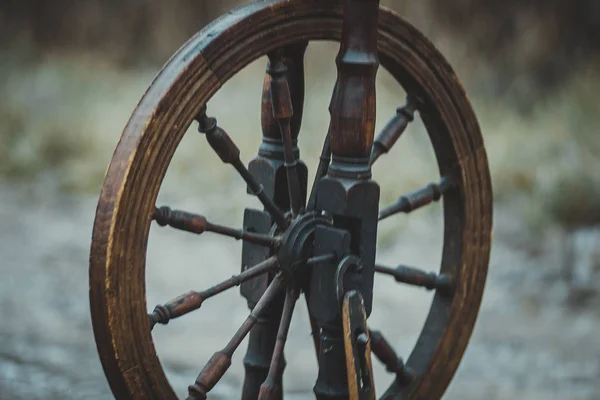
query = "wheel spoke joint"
xmin=149 ymin=257 xmax=279 ymax=329
xmin=375 ymin=264 xmax=454 ymax=294
xmin=378 ymin=176 xmax=453 ymax=220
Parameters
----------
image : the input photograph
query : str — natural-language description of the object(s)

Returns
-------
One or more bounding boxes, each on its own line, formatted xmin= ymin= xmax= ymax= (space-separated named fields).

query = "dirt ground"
xmin=1 ymin=178 xmax=599 ymax=400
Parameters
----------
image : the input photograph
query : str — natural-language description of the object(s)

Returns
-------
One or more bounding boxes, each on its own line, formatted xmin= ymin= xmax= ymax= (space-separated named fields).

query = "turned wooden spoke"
xmin=369 ymin=97 xmax=417 ymax=165
xmin=196 ymin=106 xmax=288 ymax=230
xmin=153 ymin=206 xmax=278 ymax=247
xmin=149 ymin=257 xmax=279 ymax=329
xmin=305 ymin=252 xmax=336 ymax=265
xmin=186 ymin=273 xmax=286 ymax=400
xmin=342 ymin=291 xmax=376 ymax=400
xmin=369 ymin=329 xmax=413 ymax=385
xmin=267 ymin=50 xmax=304 ymax=216
xmin=375 ymin=264 xmax=453 ymax=293
xmin=306 ymin=129 xmax=331 ymax=211
xmin=258 ymin=286 xmax=299 ymax=399
xmin=378 ymin=176 xmax=453 ymax=220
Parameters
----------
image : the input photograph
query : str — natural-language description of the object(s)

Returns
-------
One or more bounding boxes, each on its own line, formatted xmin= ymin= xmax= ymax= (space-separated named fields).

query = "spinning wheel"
xmin=89 ymin=0 xmax=492 ymax=399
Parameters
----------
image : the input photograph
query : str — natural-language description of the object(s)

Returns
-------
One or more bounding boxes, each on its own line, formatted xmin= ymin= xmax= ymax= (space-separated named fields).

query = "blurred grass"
xmin=0 ymin=51 xmax=156 ymax=193
xmin=0 ymin=40 xmax=598 ymax=242
xmin=478 ymin=58 xmax=600 ymax=233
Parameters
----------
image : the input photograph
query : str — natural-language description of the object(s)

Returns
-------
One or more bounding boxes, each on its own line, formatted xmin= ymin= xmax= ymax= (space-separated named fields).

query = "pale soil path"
xmin=1 ymin=182 xmax=599 ymax=400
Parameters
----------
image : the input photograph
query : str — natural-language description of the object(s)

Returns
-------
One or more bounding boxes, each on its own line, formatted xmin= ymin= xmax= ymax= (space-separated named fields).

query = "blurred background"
xmin=1 ymin=0 xmax=599 ymax=399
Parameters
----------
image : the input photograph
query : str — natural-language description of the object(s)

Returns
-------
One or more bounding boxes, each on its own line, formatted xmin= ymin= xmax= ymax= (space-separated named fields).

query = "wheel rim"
xmin=89 ymin=1 xmax=493 ymax=399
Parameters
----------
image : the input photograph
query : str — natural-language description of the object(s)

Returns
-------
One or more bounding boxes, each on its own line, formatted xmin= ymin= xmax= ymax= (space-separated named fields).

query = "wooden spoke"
xmin=239 ymin=42 xmax=308 ymax=400
xmin=258 ymin=286 xmax=299 ymax=399
xmin=369 ymin=329 xmax=413 ymax=385
xmin=186 ymin=273 xmax=286 ymax=400
xmin=306 ymin=129 xmax=331 ymax=211
xmin=196 ymin=106 xmax=288 ymax=230
xmin=267 ymin=50 xmax=304 ymax=216
xmin=369 ymin=97 xmax=417 ymax=165
xmin=305 ymin=252 xmax=336 ymax=265
xmin=378 ymin=177 xmax=453 ymax=220
xmin=149 ymin=257 xmax=279 ymax=329
xmin=328 ymin=0 xmax=379 ymax=163
xmin=374 ymin=264 xmax=453 ymax=293
xmin=153 ymin=206 xmax=279 ymax=248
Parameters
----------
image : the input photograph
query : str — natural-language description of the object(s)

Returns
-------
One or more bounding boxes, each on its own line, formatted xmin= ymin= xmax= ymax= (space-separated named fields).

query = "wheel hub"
xmin=277 ymin=212 xmax=332 ymax=275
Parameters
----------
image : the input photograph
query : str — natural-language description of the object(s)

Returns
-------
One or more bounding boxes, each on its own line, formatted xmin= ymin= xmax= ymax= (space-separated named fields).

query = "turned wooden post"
xmin=328 ymin=0 xmax=380 ymax=173
xmin=311 ymin=0 xmax=381 ymax=399
xmin=242 ymin=42 xmax=308 ymax=400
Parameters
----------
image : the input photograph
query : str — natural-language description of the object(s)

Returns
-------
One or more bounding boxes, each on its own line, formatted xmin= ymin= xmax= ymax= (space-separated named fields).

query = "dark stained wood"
xmin=241 ymin=41 xmax=309 ymax=400
xmin=328 ymin=0 xmax=380 ymax=162
xmin=153 ymin=206 xmax=278 ymax=247
xmin=374 ymin=264 xmax=454 ymax=294
xmin=369 ymin=97 xmax=417 ymax=165
xmin=378 ymin=177 xmax=453 ymax=220
xmin=261 ymin=42 xmax=307 ymax=143
xmin=306 ymin=129 xmax=331 ymax=211
xmin=342 ymin=290 xmax=376 ymax=400
xmin=369 ymin=329 xmax=414 ymax=385
xmin=148 ymin=256 xmax=279 ymax=329
xmin=186 ymin=274 xmax=285 ymax=400
xmin=311 ymin=7 xmax=383 ymax=375
xmin=88 ymin=1 xmax=493 ymax=399
xmin=266 ymin=47 xmax=304 ymax=215
xmin=257 ymin=286 xmax=299 ymax=399
xmin=196 ymin=107 xmax=288 ymax=230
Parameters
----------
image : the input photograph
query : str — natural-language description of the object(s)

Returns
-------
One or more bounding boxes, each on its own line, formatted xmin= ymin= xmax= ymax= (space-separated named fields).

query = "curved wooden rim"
xmin=89 ymin=1 xmax=492 ymax=399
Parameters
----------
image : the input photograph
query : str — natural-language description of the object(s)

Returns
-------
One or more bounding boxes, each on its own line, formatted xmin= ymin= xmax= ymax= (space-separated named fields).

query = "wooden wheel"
xmin=89 ymin=1 xmax=492 ymax=399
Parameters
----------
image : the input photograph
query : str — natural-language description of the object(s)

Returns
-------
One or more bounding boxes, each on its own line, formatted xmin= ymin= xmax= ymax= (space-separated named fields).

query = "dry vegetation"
xmin=1 ymin=0 xmax=599 ymax=241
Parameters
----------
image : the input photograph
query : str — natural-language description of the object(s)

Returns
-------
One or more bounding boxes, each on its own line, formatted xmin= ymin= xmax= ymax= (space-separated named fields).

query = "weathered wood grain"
xmin=89 ymin=1 xmax=493 ymax=399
